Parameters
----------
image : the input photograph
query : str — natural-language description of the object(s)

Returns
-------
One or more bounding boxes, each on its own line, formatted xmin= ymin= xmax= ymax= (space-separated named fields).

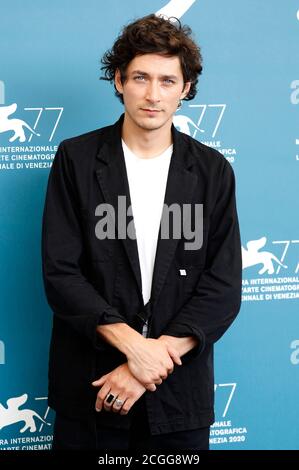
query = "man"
xmin=42 ymin=14 xmax=242 ymax=450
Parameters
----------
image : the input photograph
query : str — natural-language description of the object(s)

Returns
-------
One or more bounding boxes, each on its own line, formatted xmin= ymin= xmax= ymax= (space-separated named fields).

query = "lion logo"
xmin=0 ymin=394 xmax=50 ymax=433
xmin=242 ymin=237 xmax=288 ymax=275
xmin=0 ymin=103 xmax=40 ymax=143
xmin=173 ymin=114 xmax=204 ymax=136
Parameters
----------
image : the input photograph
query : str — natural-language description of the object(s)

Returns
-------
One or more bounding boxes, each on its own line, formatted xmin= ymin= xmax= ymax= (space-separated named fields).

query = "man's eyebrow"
xmin=131 ymin=70 xmax=148 ymax=75
xmin=130 ymin=70 xmax=178 ymax=80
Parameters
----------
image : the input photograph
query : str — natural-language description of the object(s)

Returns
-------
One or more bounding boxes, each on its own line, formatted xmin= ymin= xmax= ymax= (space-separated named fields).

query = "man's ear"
xmin=181 ymin=81 xmax=191 ymax=100
xmin=114 ymin=69 xmax=123 ymax=94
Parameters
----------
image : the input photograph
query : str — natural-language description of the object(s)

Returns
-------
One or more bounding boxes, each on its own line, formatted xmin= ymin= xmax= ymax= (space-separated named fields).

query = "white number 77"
xmin=214 ymin=382 xmax=237 ymax=418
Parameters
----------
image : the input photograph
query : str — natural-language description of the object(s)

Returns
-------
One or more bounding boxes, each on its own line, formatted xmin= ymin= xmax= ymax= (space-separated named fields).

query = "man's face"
xmin=115 ymin=53 xmax=191 ymax=132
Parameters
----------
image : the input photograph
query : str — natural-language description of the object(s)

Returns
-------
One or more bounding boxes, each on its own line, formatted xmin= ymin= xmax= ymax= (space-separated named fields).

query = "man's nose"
xmin=145 ymin=80 xmax=161 ymax=103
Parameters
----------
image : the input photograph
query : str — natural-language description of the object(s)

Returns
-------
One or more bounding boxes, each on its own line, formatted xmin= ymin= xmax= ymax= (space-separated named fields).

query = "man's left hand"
xmin=91 ymin=363 xmax=150 ymax=415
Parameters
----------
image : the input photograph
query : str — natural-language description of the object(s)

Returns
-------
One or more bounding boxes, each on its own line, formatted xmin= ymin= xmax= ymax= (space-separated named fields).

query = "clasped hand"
xmin=92 ymin=336 xmax=181 ymax=414
xmin=126 ymin=337 xmax=182 ymax=390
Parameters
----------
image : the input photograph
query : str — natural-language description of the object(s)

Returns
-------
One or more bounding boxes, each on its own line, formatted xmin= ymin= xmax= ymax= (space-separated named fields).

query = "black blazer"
xmin=42 ymin=114 xmax=242 ymax=435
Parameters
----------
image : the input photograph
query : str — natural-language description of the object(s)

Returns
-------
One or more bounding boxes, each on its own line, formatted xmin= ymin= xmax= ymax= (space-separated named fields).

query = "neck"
xmin=121 ymin=112 xmax=173 ymax=159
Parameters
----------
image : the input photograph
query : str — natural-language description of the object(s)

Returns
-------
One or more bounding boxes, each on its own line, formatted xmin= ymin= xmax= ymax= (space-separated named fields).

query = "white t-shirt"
xmin=122 ymin=139 xmax=173 ymax=311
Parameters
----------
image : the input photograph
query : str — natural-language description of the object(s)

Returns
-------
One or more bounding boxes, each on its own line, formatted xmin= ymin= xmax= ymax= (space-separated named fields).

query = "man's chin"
xmin=135 ymin=116 xmax=169 ymax=131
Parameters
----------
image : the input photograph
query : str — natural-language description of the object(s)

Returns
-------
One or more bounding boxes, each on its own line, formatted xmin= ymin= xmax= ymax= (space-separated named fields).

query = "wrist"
xmin=158 ymin=334 xmax=175 ymax=346
xmin=158 ymin=335 xmax=178 ymax=353
xmin=97 ymin=323 xmax=144 ymax=357
xmin=158 ymin=334 xmax=198 ymax=357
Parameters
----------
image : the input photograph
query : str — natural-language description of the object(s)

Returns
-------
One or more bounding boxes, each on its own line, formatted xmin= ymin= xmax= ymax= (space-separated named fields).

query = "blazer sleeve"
xmin=41 ymin=142 xmax=127 ymax=350
xmin=162 ymin=159 xmax=242 ymax=359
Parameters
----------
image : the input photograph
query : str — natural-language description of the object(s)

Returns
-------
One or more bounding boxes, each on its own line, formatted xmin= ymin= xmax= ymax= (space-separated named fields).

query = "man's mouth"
xmin=141 ymin=108 xmax=161 ymax=112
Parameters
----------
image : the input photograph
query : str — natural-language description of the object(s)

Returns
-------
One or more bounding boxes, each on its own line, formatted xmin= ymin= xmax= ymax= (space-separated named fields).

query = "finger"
xmin=173 ymin=356 xmax=182 ymax=366
xmin=92 ymin=375 xmax=107 ymax=386
xmin=160 ymin=373 xmax=169 ymax=381
xmin=119 ymin=398 xmax=133 ymax=416
xmin=152 ymin=377 xmax=163 ymax=385
xmin=111 ymin=396 xmax=126 ymax=413
xmin=95 ymin=385 xmax=110 ymax=412
xmin=103 ymin=391 xmax=117 ymax=412
xmin=169 ymin=351 xmax=182 ymax=366
xmin=167 ymin=347 xmax=182 ymax=366
xmin=145 ymin=383 xmax=156 ymax=392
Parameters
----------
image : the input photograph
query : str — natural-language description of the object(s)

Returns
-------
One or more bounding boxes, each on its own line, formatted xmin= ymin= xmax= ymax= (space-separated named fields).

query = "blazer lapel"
xmin=95 ymin=116 xmax=143 ymax=297
xmin=150 ymin=126 xmax=198 ymax=306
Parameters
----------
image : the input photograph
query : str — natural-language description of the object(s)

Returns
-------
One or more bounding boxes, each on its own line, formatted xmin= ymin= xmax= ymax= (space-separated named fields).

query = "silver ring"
xmin=115 ymin=398 xmax=124 ymax=407
xmin=105 ymin=393 xmax=115 ymax=404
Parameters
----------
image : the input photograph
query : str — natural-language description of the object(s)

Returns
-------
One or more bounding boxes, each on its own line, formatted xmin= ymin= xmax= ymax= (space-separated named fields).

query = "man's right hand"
xmin=97 ymin=323 xmax=182 ymax=391
xmin=126 ymin=337 xmax=182 ymax=391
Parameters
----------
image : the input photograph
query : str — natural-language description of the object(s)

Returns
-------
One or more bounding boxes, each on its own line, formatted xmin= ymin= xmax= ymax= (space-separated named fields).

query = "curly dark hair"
xmin=100 ymin=14 xmax=202 ymax=103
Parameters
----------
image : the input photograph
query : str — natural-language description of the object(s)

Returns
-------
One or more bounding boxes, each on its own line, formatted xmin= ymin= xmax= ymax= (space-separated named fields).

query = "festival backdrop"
xmin=0 ymin=0 xmax=298 ymax=450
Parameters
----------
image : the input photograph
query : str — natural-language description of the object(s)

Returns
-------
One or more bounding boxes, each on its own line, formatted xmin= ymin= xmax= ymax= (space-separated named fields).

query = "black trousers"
xmin=52 ymin=398 xmax=210 ymax=451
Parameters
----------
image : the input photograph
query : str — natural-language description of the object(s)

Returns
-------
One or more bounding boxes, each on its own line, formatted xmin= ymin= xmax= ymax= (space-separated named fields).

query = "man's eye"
xmin=134 ymin=76 xmax=146 ymax=81
xmin=163 ymin=79 xmax=175 ymax=85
